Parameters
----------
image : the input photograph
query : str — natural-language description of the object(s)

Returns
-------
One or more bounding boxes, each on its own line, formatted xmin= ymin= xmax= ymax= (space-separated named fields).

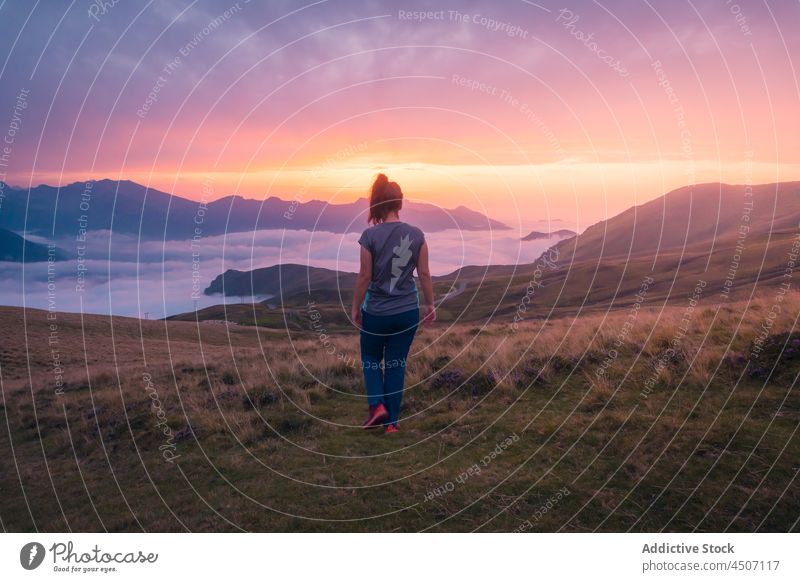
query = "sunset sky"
xmin=1 ymin=0 xmax=798 ymax=229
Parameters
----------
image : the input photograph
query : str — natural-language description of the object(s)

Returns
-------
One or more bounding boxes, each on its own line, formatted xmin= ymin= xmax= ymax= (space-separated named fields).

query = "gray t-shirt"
xmin=358 ymin=221 xmax=426 ymax=315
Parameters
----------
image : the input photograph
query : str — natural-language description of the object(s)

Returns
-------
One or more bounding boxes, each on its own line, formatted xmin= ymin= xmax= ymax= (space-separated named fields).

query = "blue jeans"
xmin=360 ymin=307 xmax=419 ymax=425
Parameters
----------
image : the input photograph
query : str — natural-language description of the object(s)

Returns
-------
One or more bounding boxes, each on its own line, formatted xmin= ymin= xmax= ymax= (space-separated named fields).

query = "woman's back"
xmin=352 ymin=173 xmax=435 ymax=431
xmin=358 ymin=221 xmax=425 ymax=316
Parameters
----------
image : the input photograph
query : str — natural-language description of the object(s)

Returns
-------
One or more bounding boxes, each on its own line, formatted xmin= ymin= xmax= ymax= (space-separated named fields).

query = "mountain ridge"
xmin=551 ymin=181 xmax=800 ymax=264
xmin=0 ymin=179 xmax=511 ymax=239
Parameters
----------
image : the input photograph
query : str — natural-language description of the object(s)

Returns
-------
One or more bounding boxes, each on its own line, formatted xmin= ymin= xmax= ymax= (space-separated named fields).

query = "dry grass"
xmin=0 ymin=291 xmax=798 ymax=532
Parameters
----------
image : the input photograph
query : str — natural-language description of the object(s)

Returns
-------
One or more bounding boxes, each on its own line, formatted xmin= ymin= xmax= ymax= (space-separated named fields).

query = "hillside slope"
xmin=422 ymin=182 xmax=800 ymax=323
xmin=553 ymin=182 xmax=800 ymax=263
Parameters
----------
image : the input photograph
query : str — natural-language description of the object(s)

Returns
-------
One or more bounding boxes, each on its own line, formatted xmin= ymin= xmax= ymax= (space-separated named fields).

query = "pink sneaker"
xmin=385 ymin=423 xmax=399 ymax=434
xmin=362 ymin=403 xmax=388 ymax=429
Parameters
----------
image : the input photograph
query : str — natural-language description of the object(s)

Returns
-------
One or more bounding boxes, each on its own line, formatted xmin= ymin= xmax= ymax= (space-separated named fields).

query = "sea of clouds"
xmin=1 ymin=227 xmax=564 ymax=318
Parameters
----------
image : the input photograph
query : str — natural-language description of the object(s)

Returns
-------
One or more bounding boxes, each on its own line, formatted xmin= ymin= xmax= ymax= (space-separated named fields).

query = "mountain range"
xmin=0 ymin=179 xmax=509 ymax=239
xmin=189 ymin=181 xmax=800 ymax=324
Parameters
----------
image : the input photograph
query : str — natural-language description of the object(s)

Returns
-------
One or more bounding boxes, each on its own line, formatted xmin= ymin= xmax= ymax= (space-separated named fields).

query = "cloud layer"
xmin=3 ymin=228 xmax=558 ymax=318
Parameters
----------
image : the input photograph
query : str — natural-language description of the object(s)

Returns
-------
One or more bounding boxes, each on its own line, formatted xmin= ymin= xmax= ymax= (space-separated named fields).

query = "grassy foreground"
xmin=0 ymin=292 xmax=798 ymax=532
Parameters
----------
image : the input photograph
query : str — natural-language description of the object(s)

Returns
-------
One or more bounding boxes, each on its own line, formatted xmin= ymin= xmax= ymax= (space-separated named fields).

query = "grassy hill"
xmin=1 ymin=294 xmax=798 ymax=532
xmin=204 ymin=263 xmax=358 ymax=298
xmin=420 ymin=182 xmax=800 ymax=323
xmin=554 ymin=181 xmax=800 ymax=261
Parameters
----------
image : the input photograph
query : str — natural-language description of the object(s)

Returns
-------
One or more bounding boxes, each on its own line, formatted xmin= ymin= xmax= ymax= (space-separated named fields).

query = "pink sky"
xmin=2 ymin=0 xmax=798 ymax=229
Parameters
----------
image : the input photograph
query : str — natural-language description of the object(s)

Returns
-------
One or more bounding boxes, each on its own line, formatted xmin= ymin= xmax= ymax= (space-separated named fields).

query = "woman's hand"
xmin=352 ymin=308 xmax=362 ymax=328
xmin=421 ymin=304 xmax=436 ymax=327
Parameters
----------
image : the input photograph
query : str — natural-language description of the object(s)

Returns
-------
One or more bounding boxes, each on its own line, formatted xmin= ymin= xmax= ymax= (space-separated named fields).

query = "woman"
xmin=351 ymin=174 xmax=435 ymax=433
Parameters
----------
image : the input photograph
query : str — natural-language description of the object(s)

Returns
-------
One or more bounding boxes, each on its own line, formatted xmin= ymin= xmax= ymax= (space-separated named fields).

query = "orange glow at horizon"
xmin=28 ymin=159 xmax=800 ymax=231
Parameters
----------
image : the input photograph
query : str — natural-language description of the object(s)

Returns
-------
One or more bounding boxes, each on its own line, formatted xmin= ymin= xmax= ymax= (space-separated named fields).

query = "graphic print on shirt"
xmin=390 ymin=234 xmax=413 ymax=292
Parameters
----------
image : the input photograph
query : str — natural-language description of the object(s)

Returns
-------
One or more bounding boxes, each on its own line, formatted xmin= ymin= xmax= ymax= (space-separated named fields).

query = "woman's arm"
xmin=351 ymin=245 xmax=372 ymax=327
xmin=417 ymin=242 xmax=436 ymax=325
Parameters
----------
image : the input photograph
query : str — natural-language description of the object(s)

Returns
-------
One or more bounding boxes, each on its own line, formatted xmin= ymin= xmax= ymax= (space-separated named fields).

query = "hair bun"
xmin=373 ymin=173 xmax=388 ymax=189
xmin=368 ymin=173 xmax=403 ymax=224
